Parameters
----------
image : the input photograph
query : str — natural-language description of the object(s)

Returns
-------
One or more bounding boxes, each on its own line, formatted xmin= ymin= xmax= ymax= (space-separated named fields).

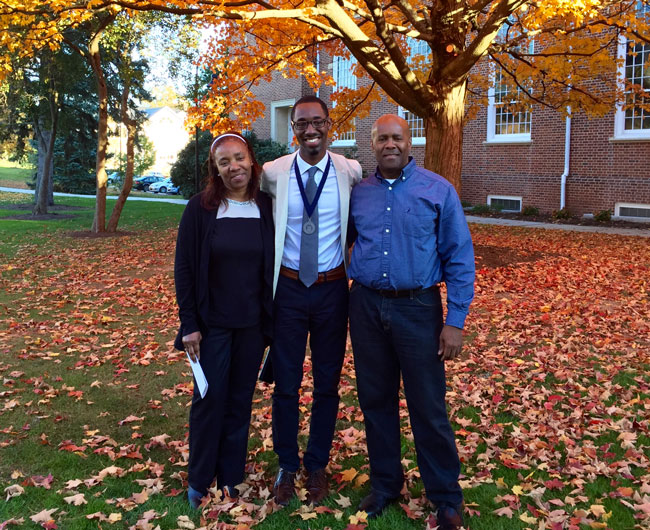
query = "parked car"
xmin=149 ymin=178 xmax=179 ymax=195
xmin=107 ymin=172 xmax=122 ymax=186
xmin=134 ymin=174 xmax=164 ymax=191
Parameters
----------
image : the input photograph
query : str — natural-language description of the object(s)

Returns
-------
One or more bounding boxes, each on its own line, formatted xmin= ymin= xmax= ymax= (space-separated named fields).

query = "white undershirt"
xmin=217 ymin=199 xmax=260 ymax=219
xmin=281 ymin=153 xmax=343 ymax=272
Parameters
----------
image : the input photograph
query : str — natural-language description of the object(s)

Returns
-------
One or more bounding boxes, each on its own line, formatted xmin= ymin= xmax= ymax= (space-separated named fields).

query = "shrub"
xmin=594 ymin=209 xmax=612 ymax=222
xmin=522 ymin=205 xmax=539 ymax=216
xmin=471 ymin=204 xmax=493 ymax=214
xmin=552 ymin=208 xmax=572 ymax=220
xmin=461 ymin=200 xmax=472 ymax=208
xmin=244 ymin=130 xmax=289 ymax=166
xmin=170 ymin=131 xmax=213 ymax=199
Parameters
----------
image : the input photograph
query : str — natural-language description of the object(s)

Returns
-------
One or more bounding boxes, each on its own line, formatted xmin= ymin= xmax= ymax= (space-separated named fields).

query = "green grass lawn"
xmin=0 ymin=165 xmax=33 ymax=189
xmin=0 ymin=191 xmax=648 ymax=529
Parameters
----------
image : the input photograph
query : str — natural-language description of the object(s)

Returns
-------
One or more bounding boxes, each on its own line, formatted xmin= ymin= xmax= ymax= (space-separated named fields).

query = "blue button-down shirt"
xmin=348 ymin=158 xmax=475 ymax=328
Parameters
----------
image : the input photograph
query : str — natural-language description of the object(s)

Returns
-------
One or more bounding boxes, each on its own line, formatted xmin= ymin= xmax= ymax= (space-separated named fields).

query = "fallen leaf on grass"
xmin=63 ymin=493 xmax=87 ymax=505
xmin=340 ymin=468 xmax=358 ymax=482
xmin=0 ymin=518 xmax=25 ymax=529
xmin=349 ymin=510 xmax=368 ymax=525
xmin=493 ymin=506 xmax=514 ymax=518
xmin=4 ymin=485 xmax=24 ymax=501
xmin=29 ymin=509 xmax=58 ymax=524
xmin=335 ymin=495 xmax=352 ymax=508
xmin=119 ymin=415 xmax=144 ymax=425
xmin=176 ymin=515 xmax=195 ymax=529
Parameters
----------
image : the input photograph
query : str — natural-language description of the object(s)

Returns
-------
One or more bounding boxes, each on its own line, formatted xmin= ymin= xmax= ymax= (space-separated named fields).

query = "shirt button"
xmin=387 ymin=207 xmax=391 ymax=211
xmin=384 ymin=251 xmax=388 ymax=255
xmin=385 ymin=229 xmax=390 ymax=233
xmin=388 ymin=187 xmax=392 ymax=191
xmin=382 ymin=273 xmax=387 ymax=277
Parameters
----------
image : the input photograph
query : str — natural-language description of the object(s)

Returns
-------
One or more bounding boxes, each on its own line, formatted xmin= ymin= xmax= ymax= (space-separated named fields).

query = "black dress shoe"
xmin=358 ymin=490 xmax=400 ymax=519
xmin=273 ymin=468 xmax=296 ymax=506
xmin=437 ymin=504 xmax=464 ymax=530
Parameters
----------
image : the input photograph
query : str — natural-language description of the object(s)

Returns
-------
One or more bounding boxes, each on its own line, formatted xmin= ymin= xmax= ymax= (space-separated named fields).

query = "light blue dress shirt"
xmin=281 ymin=153 xmax=343 ymax=272
xmin=348 ymin=158 xmax=475 ymax=328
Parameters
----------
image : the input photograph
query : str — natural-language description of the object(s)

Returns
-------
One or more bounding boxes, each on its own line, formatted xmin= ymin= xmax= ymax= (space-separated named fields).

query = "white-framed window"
xmin=486 ymin=22 xmax=533 ymax=143
xmin=271 ymin=99 xmax=295 ymax=149
xmin=487 ymin=195 xmax=522 ymax=212
xmin=398 ymin=37 xmax=429 ymax=145
xmin=614 ymin=3 xmax=650 ymax=140
xmin=331 ymin=55 xmax=356 ymax=146
xmin=614 ymin=202 xmax=650 ymax=220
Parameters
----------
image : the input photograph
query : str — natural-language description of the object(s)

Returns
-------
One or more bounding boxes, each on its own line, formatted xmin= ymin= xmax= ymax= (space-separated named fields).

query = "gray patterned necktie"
xmin=299 ymin=166 xmax=319 ymax=287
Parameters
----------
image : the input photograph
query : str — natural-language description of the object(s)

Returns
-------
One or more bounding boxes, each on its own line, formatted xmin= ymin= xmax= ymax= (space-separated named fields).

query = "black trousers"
xmin=349 ymin=283 xmax=463 ymax=507
xmin=187 ymin=325 xmax=265 ymax=492
xmin=271 ymin=274 xmax=349 ymax=472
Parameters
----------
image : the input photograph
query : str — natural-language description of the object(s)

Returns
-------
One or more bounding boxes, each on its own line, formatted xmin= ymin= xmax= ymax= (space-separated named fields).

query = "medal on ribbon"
xmin=294 ymin=156 xmax=331 ymax=234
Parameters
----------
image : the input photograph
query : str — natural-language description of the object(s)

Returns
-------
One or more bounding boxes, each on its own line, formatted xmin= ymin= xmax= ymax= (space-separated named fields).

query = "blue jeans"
xmin=349 ymin=283 xmax=463 ymax=506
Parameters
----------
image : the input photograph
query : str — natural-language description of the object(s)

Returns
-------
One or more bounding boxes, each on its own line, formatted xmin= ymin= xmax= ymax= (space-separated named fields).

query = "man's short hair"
xmin=291 ymin=95 xmax=329 ymax=121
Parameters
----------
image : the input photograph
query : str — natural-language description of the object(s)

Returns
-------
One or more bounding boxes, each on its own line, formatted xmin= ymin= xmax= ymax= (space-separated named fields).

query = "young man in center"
xmin=261 ymin=95 xmax=362 ymax=506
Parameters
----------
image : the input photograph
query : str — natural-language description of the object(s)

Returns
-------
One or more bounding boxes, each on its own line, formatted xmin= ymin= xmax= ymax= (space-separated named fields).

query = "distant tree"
xmin=116 ymin=134 xmax=156 ymax=179
xmin=244 ymin=131 xmax=289 ymax=166
xmin=170 ymin=130 xmax=212 ymax=199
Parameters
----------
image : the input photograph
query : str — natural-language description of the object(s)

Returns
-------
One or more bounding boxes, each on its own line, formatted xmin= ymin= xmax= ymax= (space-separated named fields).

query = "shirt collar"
xmin=373 ymin=156 xmax=416 ymax=184
xmin=296 ymin=151 xmax=329 ymax=176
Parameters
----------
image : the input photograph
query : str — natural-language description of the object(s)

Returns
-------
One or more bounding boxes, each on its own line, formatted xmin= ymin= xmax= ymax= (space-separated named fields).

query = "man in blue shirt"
xmin=348 ymin=114 xmax=475 ymax=530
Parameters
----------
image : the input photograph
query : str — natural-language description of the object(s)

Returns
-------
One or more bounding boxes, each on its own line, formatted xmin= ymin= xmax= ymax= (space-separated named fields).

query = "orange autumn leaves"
xmin=0 ymin=224 xmax=649 ymax=529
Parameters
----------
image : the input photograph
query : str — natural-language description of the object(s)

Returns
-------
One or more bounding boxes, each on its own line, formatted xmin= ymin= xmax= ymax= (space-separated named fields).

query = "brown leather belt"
xmin=280 ymin=263 xmax=346 ymax=284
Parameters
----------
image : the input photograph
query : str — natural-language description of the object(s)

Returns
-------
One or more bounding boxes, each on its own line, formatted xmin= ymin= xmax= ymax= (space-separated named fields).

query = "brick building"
xmin=249 ymin=39 xmax=650 ymax=221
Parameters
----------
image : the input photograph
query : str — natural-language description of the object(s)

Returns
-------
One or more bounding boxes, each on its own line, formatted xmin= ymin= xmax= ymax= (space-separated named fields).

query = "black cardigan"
xmin=173 ymin=191 xmax=275 ymax=350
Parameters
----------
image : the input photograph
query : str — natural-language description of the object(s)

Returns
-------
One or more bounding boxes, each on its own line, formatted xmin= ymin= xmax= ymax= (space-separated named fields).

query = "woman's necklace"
xmin=227 ymin=197 xmax=254 ymax=206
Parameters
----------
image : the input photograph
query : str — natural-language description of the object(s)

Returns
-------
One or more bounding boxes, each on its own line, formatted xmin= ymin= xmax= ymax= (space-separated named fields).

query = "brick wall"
xmin=462 ymin=104 xmax=650 ymax=215
xmin=249 ymin=59 xmax=650 ymax=217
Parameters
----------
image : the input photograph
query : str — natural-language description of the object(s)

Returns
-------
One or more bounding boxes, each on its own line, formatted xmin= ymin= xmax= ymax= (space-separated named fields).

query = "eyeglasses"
xmin=291 ymin=118 xmax=329 ymax=131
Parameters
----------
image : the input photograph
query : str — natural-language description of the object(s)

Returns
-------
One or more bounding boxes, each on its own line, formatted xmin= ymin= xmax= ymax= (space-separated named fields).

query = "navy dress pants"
xmin=188 ymin=325 xmax=265 ymax=492
xmin=271 ymin=274 xmax=349 ymax=472
xmin=349 ymin=283 xmax=463 ymax=507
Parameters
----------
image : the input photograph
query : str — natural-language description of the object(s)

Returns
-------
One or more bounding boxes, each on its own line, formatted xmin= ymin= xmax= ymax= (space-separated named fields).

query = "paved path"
xmin=2 ymin=187 xmax=648 ymax=237
xmin=465 ymin=215 xmax=650 ymax=238
xmin=0 ymin=186 xmax=188 ymax=205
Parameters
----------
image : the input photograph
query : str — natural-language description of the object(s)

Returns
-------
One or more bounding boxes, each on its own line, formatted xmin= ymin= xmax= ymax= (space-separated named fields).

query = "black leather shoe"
xmin=358 ymin=490 xmax=400 ymax=519
xmin=273 ymin=468 xmax=297 ymax=506
xmin=437 ymin=504 xmax=464 ymax=530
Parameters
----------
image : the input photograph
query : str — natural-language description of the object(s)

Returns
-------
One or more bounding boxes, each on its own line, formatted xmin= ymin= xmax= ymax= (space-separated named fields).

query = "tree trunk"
xmin=34 ymin=129 xmax=53 ymax=206
xmin=87 ymin=15 xmax=116 ymax=232
xmin=423 ymin=81 xmax=467 ymax=194
xmin=107 ymin=84 xmax=136 ymax=232
xmin=33 ymin=101 xmax=58 ymax=215
xmin=90 ymin=47 xmax=109 ymax=232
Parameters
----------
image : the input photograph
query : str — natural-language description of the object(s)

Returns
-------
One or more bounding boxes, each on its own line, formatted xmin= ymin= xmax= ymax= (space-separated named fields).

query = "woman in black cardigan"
xmin=174 ymin=132 xmax=274 ymax=508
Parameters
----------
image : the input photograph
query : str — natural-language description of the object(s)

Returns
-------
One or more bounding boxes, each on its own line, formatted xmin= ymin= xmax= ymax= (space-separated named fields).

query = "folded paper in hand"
xmin=186 ymin=353 xmax=208 ymax=399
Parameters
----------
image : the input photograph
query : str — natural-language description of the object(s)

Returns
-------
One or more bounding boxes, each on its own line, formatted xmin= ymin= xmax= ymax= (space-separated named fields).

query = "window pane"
xmin=623 ymin=5 xmax=650 ymax=131
xmin=332 ymin=56 xmax=356 ymax=141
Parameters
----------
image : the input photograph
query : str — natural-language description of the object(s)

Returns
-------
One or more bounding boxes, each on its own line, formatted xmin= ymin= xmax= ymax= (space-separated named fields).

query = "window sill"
xmin=331 ymin=140 xmax=356 ymax=147
xmin=609 ymin=135 xmax=650 ymax=143
xmin=483 ymin=139 xmax=532 ymax=145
